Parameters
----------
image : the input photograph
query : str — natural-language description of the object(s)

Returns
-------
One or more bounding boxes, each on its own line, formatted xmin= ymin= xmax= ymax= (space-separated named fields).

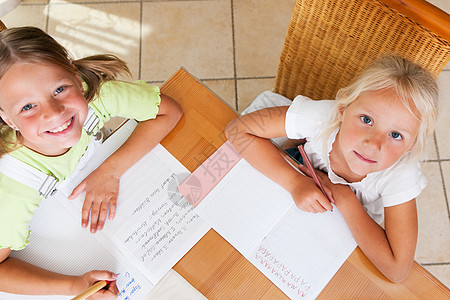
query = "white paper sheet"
xmin=196 ymin=159 xmax=357 ymax=300
xmin=1 ymin=121 xmax=210 ymax=299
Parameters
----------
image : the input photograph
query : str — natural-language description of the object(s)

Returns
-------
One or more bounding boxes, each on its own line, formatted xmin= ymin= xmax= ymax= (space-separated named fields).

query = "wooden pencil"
xmin=71 ymin=280 xmax=108 ymax=300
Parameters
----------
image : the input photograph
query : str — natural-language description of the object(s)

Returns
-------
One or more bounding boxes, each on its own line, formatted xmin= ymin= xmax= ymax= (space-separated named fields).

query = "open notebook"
xmin=1 ymin=121 xmax=210 ymax=299
xmin=180 ymin=142 xmax=357 ymax=300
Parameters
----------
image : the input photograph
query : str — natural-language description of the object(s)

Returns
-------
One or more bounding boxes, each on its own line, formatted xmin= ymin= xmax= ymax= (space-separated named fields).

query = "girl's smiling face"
xmin=0 ymin=62 xmax=89 ymax=156
xmin=331 ymin=89 xmax=421 ymax=182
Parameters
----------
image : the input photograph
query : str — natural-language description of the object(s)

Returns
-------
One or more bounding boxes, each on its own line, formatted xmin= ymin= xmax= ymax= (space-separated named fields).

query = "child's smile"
xmin=0 ymin=62 xmax=89 ymax=156
xmin=330 ymin=89 xmax=421 ymax=182
xmin=47 ymin=116 xmax=74 ymax=134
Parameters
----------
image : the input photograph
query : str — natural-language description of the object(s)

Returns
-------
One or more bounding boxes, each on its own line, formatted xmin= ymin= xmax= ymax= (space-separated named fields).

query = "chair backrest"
xmin=273 ymin=0 xmax=450 ymax=100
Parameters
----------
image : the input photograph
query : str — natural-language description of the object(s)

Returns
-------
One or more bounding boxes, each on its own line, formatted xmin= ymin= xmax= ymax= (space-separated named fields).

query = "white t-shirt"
xmin=285 ymin=94 xmax=427 ymax=223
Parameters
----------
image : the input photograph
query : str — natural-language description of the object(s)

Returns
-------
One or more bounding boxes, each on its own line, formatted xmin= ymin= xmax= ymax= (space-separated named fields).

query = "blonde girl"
xmin=225 ymin=55 xmax=439 ymax=283
xmin=0 ymin=27 xmax=182 ymax=297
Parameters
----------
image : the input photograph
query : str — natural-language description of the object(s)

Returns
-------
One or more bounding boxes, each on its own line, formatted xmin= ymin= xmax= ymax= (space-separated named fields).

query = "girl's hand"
xmin=69 ymin=164 xmax=120 ymax=233
xmin=289 ymin=167 xmax=334 ymax=213
xmin=74 ymin=270 xmax=119 ymax=299
xmin=297 ymin=164 xmax=353 ymax=206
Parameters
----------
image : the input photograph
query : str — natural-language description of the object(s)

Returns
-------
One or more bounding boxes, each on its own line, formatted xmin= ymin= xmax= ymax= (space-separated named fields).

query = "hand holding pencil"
xmin=296 ymin=145 xmax=335 ymax=212
xmin=72 ymin=271 xmax=119 ymax=300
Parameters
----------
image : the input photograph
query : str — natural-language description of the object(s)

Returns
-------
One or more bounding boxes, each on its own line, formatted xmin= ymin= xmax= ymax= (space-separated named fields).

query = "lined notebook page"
xmin=249 ymin=206 xmax=357 ymax=299
xmin=196 ymin=159 xmax=293 ymax=255
xmin=196 ymin=158 xmax=357 ymax=300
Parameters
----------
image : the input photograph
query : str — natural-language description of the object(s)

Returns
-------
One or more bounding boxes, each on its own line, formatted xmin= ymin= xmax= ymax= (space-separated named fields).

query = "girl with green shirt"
xmin=0 ymin=27 xmax=182 ymax=298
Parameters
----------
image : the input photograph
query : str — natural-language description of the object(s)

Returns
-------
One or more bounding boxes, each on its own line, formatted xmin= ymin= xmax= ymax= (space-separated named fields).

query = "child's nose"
xmin=363 ymin=132 xmax=383 ymax=152
xmin=42 ymin=100 xmax=64 ymax=119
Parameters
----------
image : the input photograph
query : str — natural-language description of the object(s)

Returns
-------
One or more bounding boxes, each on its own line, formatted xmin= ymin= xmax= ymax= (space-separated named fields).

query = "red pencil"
xmin=298 ymin=145 xmax=334 ymax=204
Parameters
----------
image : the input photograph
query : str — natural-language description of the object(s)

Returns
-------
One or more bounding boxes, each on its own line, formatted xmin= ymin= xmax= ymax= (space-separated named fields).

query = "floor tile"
xmin=236 ymin=78 xmax=275 ymax=113
xmin=234 ymin=0 xmax=295 ymax=78
xmin=435 ymin=71 xmax=450 ymax=160
xmin=420 ymin=135 xmax=438 ymax=162
xmin=141 ymin=1 xmax=234 ymax=82
xmin=201 ymin=79 xmax=237 ymax=111
xmin=415 ymin=162 xmax=450 ymax=263
xmin=423 ymin=264 xmax=450 ymax=288
xmin=1 ymin=4 xmax=48 ymax=29
xmin=47 ymin=2 xmax=141 ymax=80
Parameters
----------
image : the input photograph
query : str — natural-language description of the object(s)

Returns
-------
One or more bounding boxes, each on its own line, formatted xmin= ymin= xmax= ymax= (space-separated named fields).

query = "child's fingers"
xmin=316 ymin=194 xmax=333 ymax=212
xmin=86 ymin=270 xmax=118 ymax=282
xmin=295 ymin=191 xmax=332 ymax=213
xmin=81 ymin=198 xmax=93 ymax=229
xmin=109 ymin=280 xmax=119 ymax=295
xmin=97 ymin=202 xmax=109 ymax=231
xmin=104 ymin=280 xmax=119 ymax=297
xmin=298 ymin=164 xmax=311 ymax=177
xmin=108 ymin=197 xmax=117 ymax=220
xmin=89 ymin=199 xmax=101 ymax=233
xmin=299 ymin=201 xmax=326 ymax=213
xmin=69 ymin=180 xmax=87 ymax=200
xmin=324 ymin=186 xmax=335 ymax=204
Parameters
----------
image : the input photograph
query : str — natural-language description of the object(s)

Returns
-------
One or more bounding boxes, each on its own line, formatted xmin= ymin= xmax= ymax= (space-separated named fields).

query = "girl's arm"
xmin=225 ymin=107 xmax=333 ymax=213
xmin=0 ymin=248 xmax=118 ymax=297
xmin=336 ymin=191 xmax=417 ymax=283
xmin=302 ymin=165 xmax=417 ymax=282
xmin=70 ymin=93 xmax=183 ymax=232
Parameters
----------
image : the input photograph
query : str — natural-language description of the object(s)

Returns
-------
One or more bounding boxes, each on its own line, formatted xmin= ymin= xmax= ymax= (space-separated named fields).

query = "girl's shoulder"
xmin=285 ymin=95 xmax=335 ymax=140
xmin=98 ymin=80 xmax=160 ymax=98
xmin=289 ymin=95 xmax=335 ymax=116
xmin=370 ymin=160 xmax=426 ymax=207
xmin=0 ymin=173 xmax=40 ymax=250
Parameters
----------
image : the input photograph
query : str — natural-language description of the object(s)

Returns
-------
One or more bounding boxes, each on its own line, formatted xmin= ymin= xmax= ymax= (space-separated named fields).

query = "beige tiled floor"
xmin=2 ymin=0 xmax=450 ymax=290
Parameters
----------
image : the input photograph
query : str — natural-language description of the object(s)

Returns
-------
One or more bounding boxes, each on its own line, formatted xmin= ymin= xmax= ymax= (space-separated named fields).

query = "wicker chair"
xmin=274 ymin=0 xmax=450 ymax=101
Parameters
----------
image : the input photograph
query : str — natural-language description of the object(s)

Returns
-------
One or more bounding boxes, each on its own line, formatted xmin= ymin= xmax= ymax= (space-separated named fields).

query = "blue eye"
xmin=55 ymin=86 xmax=65 ymax=95
xmin=390 ymin=131 xmax=402 ymax=140
xmin=360 ymin=115 xmax=372 ymax=125
xmin=22 ymin=104 xmax=34 ymax=111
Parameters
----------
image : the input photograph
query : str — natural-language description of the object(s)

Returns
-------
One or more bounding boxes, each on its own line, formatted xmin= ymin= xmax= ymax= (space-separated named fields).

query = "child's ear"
xmin=75 ymin=74 xmax=83 ymax=91
xmin=0 ymin=111 xmax=17 ymax=130
xmin=74 ymin=74 xmax=86 ymax=97
xmin=337 ymin=105 xmax=345 ymax=121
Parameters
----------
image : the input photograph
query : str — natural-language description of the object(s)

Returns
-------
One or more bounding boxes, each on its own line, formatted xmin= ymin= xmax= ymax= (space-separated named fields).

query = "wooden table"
xmin=159 ymin=68 xmax=450 ymax=299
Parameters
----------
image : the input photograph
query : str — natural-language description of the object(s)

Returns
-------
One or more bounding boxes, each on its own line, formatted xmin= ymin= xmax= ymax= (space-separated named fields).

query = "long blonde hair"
xmin=326 ymin=55 xmax=439 ymax=164
xmin=0 ymin=26 xmax=131 ymax=156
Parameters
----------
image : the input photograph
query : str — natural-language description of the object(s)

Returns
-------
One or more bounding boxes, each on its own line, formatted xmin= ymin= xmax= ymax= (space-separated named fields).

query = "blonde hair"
xmin=326 ymin=55 xmax=439 ymax=164
xmin=0 ymin=26 xmax=131 ymax=156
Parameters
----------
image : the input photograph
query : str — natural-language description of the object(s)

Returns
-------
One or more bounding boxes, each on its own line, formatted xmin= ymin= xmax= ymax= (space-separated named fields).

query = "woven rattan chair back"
xmin=274 ymin=0 xmax=450 ymax=100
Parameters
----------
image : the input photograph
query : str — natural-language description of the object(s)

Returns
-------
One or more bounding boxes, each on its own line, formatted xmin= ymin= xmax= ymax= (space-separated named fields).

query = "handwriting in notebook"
xmin=118 ymin=272 xmax=142 ymax=300
xmin=254 ymin=245 xmax=311 ymax=298
xmin=107 ymin=163 xmax=204 ymax=272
